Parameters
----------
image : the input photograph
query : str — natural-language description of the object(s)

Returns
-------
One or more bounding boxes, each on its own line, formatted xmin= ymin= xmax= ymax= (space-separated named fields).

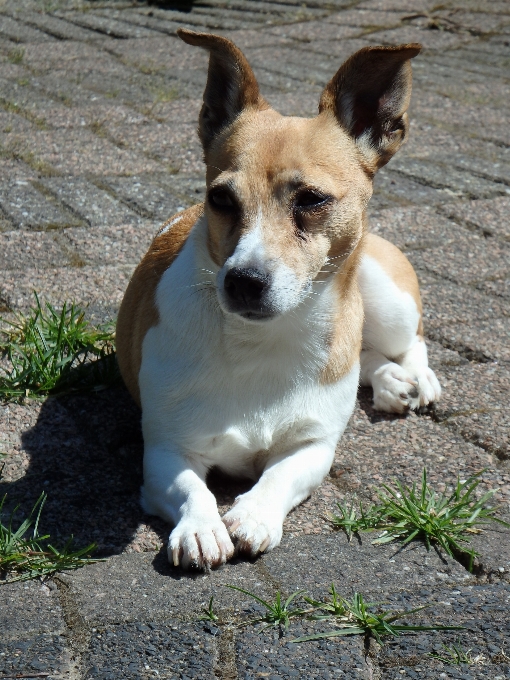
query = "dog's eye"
xmin=294 ymin=189 xmax=330 ymax=210
xmin=208 ymin=189 xmax=235 ymax=209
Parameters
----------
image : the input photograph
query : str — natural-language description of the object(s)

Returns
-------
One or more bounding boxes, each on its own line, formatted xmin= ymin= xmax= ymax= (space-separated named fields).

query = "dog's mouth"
xmin=239 ymin=310 xmax=274 ymax=322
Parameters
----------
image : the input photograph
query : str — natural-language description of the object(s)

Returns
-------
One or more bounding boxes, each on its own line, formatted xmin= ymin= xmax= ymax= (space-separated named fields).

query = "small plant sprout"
xmin=226 ymin=585 xmax=307 ymax=632
xmin=0 ymin=491 xmax=101 ymax=583
xmin=199 ymin=596 xmax=219 ymax=622
xmin=292 ymin=591 xmax=462 ymax=645
xmin=430 ymin=640 xmax=486 ymax=665
xmin=330 ymin=469 xmax=509 ymax=568
xmin=0 ymin=293 xmax=118 ymax=401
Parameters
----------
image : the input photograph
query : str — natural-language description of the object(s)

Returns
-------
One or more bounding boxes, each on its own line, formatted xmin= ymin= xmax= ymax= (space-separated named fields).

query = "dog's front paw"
xmin=168 ymin=517 xmax=234 ymax=570
xmin=372 ymin=364 xmax=441 ymax=413
xmin=222 ymin=499 xmax=283 ymax=557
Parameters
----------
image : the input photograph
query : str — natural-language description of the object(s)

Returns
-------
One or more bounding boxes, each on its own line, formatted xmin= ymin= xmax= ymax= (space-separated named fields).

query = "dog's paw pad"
xmin=223 ymin=501 xmax=282 ymax=557
xmin=168 ymin=518 xmax=234 ymax=570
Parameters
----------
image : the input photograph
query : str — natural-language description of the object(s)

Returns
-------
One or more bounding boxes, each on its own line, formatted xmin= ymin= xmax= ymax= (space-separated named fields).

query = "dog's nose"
xmin=224 ymin=267 xmax=269 ymax=305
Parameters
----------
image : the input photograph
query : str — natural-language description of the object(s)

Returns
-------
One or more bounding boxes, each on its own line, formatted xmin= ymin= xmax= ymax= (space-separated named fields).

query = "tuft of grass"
xmin=292 ymin=588 xmax=462 ymax=645
xmin=226 ymin=585 xmax=308 ymax=633
xmin=198 ymin=595 xmax=219 ymax=622
xmin=329 ymin=469 xmax=510 ymax=569
xmin=430 ymin=640 xmax=486 ymax=665
xmin=7 ymin=48 xmax=24 ymax=64
xmin=0 ymin=293 xmax=119 ymax=401
xmin=0 ymin=491 xmax=101 ymax=583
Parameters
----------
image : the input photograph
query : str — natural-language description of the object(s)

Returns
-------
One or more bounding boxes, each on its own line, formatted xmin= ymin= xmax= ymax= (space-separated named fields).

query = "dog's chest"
xmin=139 ymin=230 xmax=359 ymax=475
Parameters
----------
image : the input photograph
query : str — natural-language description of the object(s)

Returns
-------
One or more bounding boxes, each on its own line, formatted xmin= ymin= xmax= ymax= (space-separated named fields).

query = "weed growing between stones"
xmin=226 ymin=585 xmax=308 ymax=633
xmin=430 ymin=640 xmax=486 ymax=665
xmin=225 ymin=584 xmax=462 ymax=644
xmin=198 ymin=596 xmax=219 ymax=623
xmin=0 ymin=490 xmax=101 ymax=583
xmin=0 ymin=293 xmax=119 ymax=401
xmin=329 ymin=468 xmax=510 ymax=570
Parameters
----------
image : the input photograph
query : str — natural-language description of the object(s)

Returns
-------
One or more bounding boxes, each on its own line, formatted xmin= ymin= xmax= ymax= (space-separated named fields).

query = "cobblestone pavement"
xmin=1 ymin=0 xmax=510 ymax=678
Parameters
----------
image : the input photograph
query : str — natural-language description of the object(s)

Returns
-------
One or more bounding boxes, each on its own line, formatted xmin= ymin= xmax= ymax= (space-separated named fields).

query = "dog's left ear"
xmin=319 ymin=44 xmax=421 ymax=171
xmin=178 ymin=28 xmax=268 ymax=152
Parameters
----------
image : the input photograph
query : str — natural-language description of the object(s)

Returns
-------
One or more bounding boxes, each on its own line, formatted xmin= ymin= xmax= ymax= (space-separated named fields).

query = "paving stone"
xmin=368 ymin=205 xmax=462 ymax=250
xmin=377 ymin=583 xmax=510 ymax=678
xmin=18 ymin=11 xmax=108 ymax=41
xmin=391 ymin=157 xmax=506 ymax=200
xmin=84 ymin=622 xmax=216 ymax=680
xmin=421 ymin=277 xmax=508 ymax=324
xmin=337 ymin=404 xmax=505 ymax=505
xmin=440 ymin=196 xmax=510 ymax=241
xmin=405 ymin=229 xmax=510 ymax=286
xmin=103 ymin=119 xmax=203 ymax=175
xmin=427 ymin=316 xmax=510 ymax=365
xmin=236 ymin=624 xmax=370 ymax=679
xmin=65 ymin=551 xmax=272 ymax=624
xmin=63 ymin=223 xmax=156 ymax=267
xmin=0 ymin=579 xmax=64 ymax=641
xmin=105 ymin=174 xmax=205 ymax=220
xmin=468 ymin=516 xmax=510 ymax=582
xmin=0 ymin=263 xmax=133 ymax=312
xmin=0 ymin=229 xmax=78 ymax=269
xmin=260 ymin=534 xmax=470 ymax=600
xmin=0 ymin=633 xmax=72 ymax=678
xmin=432 ymin=362 xmax=510 ymax=462
xmin=0 ymin=14 xmax=57 ymax=43
xmin=370 ymin=167 xmax=453 ymax=209
xmin=41 ymin=177 xmax=141 ymax=228
xmin=365 ymin=24 xmax=475 ymax=50
xmin=0 ymin=180 xmax=81 ymax=230
xmin=28 ymin=129 xmax=162 ymax=176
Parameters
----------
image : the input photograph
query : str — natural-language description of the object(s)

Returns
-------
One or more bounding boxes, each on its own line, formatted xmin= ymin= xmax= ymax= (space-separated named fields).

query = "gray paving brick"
xmin=391 ymin=157 xmax=506 ymax=200
xmin=0 ymin=180 xmax=82 ymax=230
xmin=0 ymin=633 xmax=72 ymax=678
xmin=236 ymin=625 xmax=370 ymax=679
xmin=0 ymin=14 xmax=57 ymax=43
xmin=439 ymin=196 xmax=510 ymax=241
xmin=260 ymin=534 xmax=470 ymax=600
xmin=1 ymin=579 xmax=65 ymax=641
xmin=84 ymin=622 xmax=216 ymax=680
xmin=64 ymin=551 xmax=273 ymax=624
xmin=41 ymin=177 xmax=141 ymax=228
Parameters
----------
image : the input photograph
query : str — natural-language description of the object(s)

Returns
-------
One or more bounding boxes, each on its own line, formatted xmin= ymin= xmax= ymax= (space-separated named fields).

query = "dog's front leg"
xmin=222 ymin=440 xmax=335 ymax=556
xmin=142 ymin=446 xmax=234 ymax=569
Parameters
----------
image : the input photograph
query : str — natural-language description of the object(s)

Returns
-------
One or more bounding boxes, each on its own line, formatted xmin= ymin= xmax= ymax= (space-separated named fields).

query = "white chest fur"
xmin=139 ymin=218 xmax=359 ymax=480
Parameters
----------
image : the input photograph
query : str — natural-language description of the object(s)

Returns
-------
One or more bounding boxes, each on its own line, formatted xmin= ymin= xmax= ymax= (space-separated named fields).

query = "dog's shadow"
xmin=1 ymin=382 xmax=416 ymax=564
xmin=0 ymin=384 xmax=252 ymax=561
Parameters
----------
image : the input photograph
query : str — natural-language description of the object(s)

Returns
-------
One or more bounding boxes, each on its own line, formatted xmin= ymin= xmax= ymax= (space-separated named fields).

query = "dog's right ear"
xmin=178 ymin=29 xmax=268 ymax=151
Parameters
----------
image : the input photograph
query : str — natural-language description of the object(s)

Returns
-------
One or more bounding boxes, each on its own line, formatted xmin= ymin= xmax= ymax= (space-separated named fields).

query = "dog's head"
xmin=179 ymin=29 xmax=420 ymax=322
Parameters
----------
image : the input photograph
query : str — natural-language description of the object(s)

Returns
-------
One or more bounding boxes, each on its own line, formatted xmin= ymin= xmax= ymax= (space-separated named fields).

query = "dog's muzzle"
xmin=223 ymin=267 xmax=272 ymax=320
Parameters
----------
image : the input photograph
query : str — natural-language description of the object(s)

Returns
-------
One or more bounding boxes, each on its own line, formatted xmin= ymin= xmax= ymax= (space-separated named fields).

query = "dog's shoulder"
xmin=116 ymin=203 xmax=203 ymax=404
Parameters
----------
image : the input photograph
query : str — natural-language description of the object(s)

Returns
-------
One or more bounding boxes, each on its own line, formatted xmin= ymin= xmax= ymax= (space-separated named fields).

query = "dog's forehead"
xmin=208 ymin=108 xmax=363 ymax=189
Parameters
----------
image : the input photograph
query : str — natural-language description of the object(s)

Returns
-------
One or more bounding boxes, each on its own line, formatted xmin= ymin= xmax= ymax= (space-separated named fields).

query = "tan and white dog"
xmin=116 ymin=29 xmax=441 ymax=570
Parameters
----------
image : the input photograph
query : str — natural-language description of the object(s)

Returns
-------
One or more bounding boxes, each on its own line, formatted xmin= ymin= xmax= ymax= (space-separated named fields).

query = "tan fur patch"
xmin=321 ymin=240 xmax=365 ymax=385
xmin=364 ymin=232 xmax=423 ymax=335
xmin=116 ymin=204 xmax=203 ymax=405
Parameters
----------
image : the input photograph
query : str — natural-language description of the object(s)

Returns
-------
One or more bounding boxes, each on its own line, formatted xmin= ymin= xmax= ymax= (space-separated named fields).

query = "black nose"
xmin=224 ymin=267 xmax=269 ymax=305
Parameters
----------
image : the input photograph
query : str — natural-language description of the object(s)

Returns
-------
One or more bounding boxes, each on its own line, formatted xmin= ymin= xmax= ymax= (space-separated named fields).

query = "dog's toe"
xmin=223 ymin=500 xmax=283 ymax=557
xmin=168 ymin=518 xmax=234 ymax=570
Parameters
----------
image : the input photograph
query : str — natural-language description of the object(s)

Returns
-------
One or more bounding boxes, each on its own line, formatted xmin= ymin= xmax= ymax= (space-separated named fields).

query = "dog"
xmin=116 ymin=29 xmax=441 ymax=570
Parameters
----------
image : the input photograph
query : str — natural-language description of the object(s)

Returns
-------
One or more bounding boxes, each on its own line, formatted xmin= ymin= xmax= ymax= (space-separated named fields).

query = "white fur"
xmin=139 ymin=216 xmax=359 ymax=568
xmin=359 ymin=254 xmax=441 ymax=412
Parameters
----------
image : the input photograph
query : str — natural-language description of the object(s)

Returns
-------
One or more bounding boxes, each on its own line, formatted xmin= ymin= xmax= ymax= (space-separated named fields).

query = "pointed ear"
xmin=319 ymin=44 xmax=421 ymax=171
xmin=178 ymin=28 xmax=269 ymax=151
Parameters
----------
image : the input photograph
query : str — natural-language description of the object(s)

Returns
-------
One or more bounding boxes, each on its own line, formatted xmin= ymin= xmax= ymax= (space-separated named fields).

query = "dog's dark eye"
xmin=294 ymin=189 xmax=330 ymax=210
xmin=208 ymin=189 xmax=235 ymax=209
